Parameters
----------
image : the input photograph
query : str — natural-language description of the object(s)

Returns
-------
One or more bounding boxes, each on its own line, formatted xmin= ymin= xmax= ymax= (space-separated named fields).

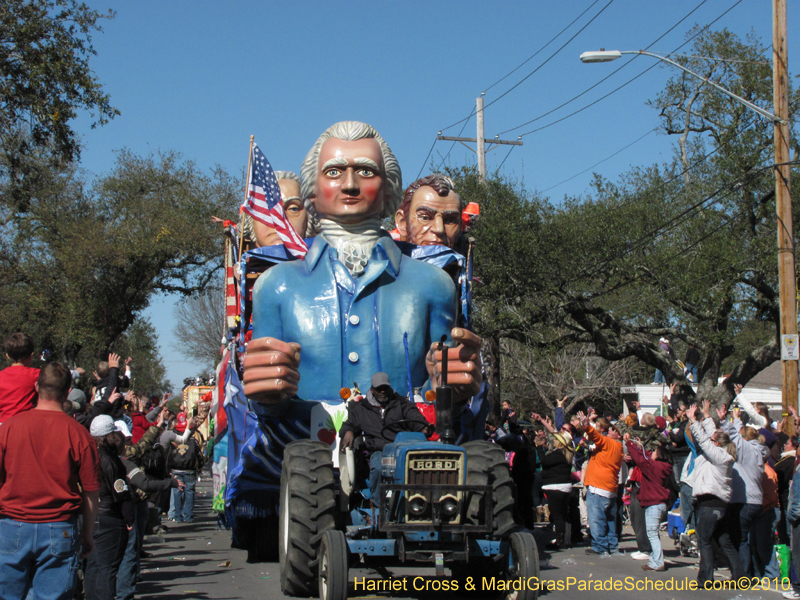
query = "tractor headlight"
xmin=440 ymin=494 xmax=459 ymax=518
xmin=408 ymin=494 xmax=428 ymax=516
xmin=381 ymin=455 xmax=396 ymax=477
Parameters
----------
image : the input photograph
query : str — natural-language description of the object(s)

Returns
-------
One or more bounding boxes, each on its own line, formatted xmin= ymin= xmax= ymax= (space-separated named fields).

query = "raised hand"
xmin=701 ymin=399 xmax=711 ymax=419
xmin=107 ymin=388 xmax=121 ymax=405
xmin=108 ymin=353 xmax=120 ymax=369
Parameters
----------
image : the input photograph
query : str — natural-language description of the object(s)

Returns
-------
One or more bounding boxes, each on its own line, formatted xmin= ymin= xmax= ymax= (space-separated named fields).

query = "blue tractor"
xmin=277 ymin=342 xmax=540 ymax=600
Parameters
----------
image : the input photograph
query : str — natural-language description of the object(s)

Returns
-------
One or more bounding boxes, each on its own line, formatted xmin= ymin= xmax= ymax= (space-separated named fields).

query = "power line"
xmin=495 ymin=145 xmax=517 ymax=174
xmin=500 ymin=0 xmax=743 ymax=139
xmin=579 ymin=159 xmax=788 ymax=286
xmin=483 ymin=0 xmax=604 ymax=94
xmin=541 ymin=128 xmax=656 ymax=193
xmin=416 ymin=136 xmax=439 ymax=180
xmin=438 ymin=0 xmax=616 ymax=133
xmin=434 ymin=104 xmax=477 ymax=173
xmin=497 ymin=0 xmax=714 ymax=137
xmin=596 ymin=113 xmax=760 ymax=217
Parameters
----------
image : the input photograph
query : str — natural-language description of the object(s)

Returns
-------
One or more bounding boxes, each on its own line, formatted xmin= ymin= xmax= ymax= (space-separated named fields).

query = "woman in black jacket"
xmin=540 ymin=432 xmax=576 ymax=550
xmin=85 ymin=415 xmax=134 ymax=600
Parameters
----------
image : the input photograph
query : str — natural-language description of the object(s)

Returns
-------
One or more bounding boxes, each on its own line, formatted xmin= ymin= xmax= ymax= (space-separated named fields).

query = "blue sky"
xmin=72 ymin=1 xmax=797 ymax=389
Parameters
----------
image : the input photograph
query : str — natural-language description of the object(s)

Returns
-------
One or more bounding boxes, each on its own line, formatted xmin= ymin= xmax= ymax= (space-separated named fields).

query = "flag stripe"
xmin=241 ymin=143 xmax=308 ymax=258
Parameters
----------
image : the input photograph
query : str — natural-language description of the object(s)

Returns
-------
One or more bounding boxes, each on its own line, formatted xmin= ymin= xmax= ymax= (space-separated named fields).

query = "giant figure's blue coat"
xmin=251 ymin=233 xmax=456 ymax=399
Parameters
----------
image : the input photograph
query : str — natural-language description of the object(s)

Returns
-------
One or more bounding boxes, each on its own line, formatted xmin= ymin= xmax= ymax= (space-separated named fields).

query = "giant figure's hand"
xmin=426 ymin=328 xmax=482 ymax=402
xmin=242 ymin=337 xmax=302 ymax=403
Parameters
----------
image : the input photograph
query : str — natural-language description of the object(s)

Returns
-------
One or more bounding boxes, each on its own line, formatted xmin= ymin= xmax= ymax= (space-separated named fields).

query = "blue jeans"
xmin=645 ymin=503 xmax=666 ymax=568
xmin=586 ymin=490 xmax=618 ymax=554
xmin=170 ymin=471 xmax=196 ymax=522
xmin=684 ymin=363 xmax=698 ymax=382
xmin=696 ymin=505 xmax=743 ymax=586
xmin=0 ymin=517 xmax=79 ymax=600
xmin=653 ymin=369 xmax=665 ymax=384
xmin=732 ymin=503 xmax=762 ymax=576
xmin=752 ymin=506 xmax=780 ymax=578
xmin=116 ymin=502 xmax=148 ymax=600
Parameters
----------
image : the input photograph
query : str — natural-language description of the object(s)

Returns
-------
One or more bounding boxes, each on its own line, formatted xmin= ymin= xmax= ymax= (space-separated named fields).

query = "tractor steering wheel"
xmin=381 ymin=420 xmax=433 ymax=438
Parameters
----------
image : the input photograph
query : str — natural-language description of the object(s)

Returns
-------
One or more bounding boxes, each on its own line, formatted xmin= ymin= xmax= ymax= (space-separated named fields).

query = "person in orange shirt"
xmin=579 ymin=411 xmax=624 ymax=555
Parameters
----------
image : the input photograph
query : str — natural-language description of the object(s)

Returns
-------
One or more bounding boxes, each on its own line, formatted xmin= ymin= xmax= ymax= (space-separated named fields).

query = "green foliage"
xmin=110 ymin=318 xmax=170 ymax=395
xmin=0 ymin=150 xmax=240 ymax=368
xmin=0 ymin=0 xmax=118 ymax=208
xmin=449 ymin=27 xmax=798 ymax=404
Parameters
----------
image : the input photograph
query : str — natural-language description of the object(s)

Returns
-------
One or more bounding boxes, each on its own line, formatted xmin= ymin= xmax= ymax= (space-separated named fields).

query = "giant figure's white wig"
xmin=300 ymin=121 xmax=402 ymax=220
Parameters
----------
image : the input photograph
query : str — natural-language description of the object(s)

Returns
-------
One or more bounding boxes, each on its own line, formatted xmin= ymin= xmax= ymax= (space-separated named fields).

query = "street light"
xmin=579 ymin=50 xmax=785 ymax=124
xmin=581 ymin=36 xmax=797 ymax=430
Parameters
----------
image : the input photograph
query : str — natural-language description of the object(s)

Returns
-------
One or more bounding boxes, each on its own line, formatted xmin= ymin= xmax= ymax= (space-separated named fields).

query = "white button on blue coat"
xmin=348 ymin=352 xmax=359 ymax=363
xmin=349 ymin=315 xmax=360 ymax=326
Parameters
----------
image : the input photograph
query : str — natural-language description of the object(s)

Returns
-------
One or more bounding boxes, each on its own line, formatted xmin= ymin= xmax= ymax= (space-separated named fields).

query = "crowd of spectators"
xmin=0 ymin=332 xmax=209 ymax=600
xmin=492 ymin=383 xmax=800 ymax=594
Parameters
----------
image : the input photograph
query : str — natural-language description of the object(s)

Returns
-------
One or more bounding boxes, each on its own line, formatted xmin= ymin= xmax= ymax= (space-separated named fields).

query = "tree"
xmin=0 ymin=0 xmax=118 ymax=208
xmin=0 ymin=149 xmax=240 ymax=367
xmin=112 ymin=318 xmax=170 ymax=395
xmin=502 ymin=339 xmax=644 ymax=420
xmin=172 ymin=282 xmax=226 ymax=369
xmin=453 ymin=29 xmax=799 ymax=407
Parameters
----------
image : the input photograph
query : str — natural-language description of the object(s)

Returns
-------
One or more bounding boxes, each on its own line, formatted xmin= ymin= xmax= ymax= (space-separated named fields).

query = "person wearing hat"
xmin=0 ymin=362 xmax=101 ymax=600
xmin=540 ymin=431 xmax=577 ymax=550
xmin=85 ymin=414 xmax=134 ymax=600
xmin=68 ymin=388 xmax=87 ymax=413
xmin=159 ymin=396 xmax=203 ymax=524
xmin=339 ymin=372 xmax=431 ymax=501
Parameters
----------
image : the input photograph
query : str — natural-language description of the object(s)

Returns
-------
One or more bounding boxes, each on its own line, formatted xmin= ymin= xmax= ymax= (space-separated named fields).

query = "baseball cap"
xmin=68 ymin=389 xmax=87 ymax=410
xmin=655 ymin=416 xmax=667 ymax=430
xmin=371 ymin=372 xmax=391 ymax=388
xmin=114 ymin=420 xmax=132 ymax=438
xmin=90 ymin=415 xmax=115 ymax=437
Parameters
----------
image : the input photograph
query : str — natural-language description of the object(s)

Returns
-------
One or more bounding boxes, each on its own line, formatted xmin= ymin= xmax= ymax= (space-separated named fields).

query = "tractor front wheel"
xmin=318 ymin=529 xmax=349 ymax=600
xmin=279 ymin=440 xmax=336 ymax=597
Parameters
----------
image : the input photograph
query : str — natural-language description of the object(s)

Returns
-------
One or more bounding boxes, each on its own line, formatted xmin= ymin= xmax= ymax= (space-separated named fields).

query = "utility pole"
xmin=438 ymin=95 xmax=523 ymax=181
xmin=774 ymin=0 xmax=797 ymax=434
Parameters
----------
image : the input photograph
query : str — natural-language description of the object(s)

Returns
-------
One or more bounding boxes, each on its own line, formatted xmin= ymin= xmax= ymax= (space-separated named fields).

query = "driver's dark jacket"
xmin=339 ymin=392 xmax=429 ymax=452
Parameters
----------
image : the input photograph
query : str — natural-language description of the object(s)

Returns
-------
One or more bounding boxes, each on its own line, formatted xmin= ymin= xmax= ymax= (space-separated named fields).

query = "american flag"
xmin=242 ymin=143 xmax=308 ymax=258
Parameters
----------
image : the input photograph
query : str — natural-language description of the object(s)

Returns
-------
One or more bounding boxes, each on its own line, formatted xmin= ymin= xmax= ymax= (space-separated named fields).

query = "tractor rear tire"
xmin=463 ymin=441 xmax=517 ymax=540
xmin=279 ymin=440 xmax=337 ymax=597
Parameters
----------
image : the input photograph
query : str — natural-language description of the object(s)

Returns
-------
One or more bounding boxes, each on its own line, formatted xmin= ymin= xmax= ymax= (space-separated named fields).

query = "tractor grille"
xmin=405 ymin=451 xmax=463 ymax=524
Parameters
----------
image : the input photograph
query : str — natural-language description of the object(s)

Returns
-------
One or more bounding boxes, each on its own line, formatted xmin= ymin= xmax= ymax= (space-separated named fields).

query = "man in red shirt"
xmin=0 ymin=362 xmax=101 ymax=600
xmin=0 ymin=332 xmax=39 ymax=424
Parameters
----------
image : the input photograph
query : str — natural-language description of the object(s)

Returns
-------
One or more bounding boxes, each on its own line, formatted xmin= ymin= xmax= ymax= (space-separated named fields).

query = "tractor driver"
xmin=339 ymin=372 xmax=431 ymax=502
